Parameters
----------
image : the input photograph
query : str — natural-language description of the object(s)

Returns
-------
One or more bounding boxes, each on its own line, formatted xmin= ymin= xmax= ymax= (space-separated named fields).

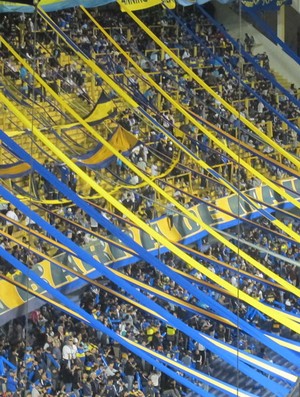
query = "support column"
xmin=277 ymin=5 xmax=285 ymax=42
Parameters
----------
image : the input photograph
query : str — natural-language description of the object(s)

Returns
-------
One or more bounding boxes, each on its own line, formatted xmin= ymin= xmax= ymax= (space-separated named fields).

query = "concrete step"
xmin=271 ymin=69 xmax=292 ymax=90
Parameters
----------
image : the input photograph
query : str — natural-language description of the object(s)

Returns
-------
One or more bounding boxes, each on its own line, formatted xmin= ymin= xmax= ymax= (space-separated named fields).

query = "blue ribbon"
xmin=1 ymin=129 xmax=298 ymax=378
xmin=7 ymin=247 xmax=282 ymax=397
xmin=0 ymin=131 xmax=295 ymax=395
xmin=0 ymin=356 xmax=17 ymax=374
xmin=0 ymin=247 xmax=218 ymax=397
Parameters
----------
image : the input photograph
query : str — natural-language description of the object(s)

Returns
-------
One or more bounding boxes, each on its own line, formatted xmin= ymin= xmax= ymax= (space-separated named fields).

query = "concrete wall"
xmin=292 ymin=0 xmax=300 ymax=13
xmin=241 ymin=5 xmax=300 ymax=55
xmin=285 ymin=5 xmax=300 ymax=54
xmin=213 ymin=2 xmax=300 ymax=86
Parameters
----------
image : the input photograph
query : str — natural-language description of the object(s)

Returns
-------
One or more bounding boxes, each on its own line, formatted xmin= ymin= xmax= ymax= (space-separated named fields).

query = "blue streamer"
xmin=0 ymin=181 xmax=284 ymax=393
xmin=0 ymin=356 xmax=17 ymax=375
xmin=124 ymin=272 xmax=300 ymax=382
xmin=171 ymin=6 xmax=300 ymax=136
xmin=0 ymin=130 xmax=298 ymax=378
xmin=0 ymin=130 xmax=295 ymax=395
xmin=0 ymin=247 xmax=217 ymax=397
xmin=2 ymin=132 xmax=294 ymax=379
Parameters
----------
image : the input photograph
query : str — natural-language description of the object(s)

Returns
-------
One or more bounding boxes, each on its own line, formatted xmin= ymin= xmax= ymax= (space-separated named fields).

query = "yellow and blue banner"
xmin=118 ymin=0 xmax=171 ymax=12
xmin=2 ymin=28 xmax=300 ymax=328
xmin=0 ymin=0 xmax=114 ymax=13
xmin=0 ymin=0 xmax=173 ymax=12
xmin=0 ymin=161 xmax=31 ymax=179
xmin=61 ymin=92 xmax=116 ymax=132
xmin=74 ymin=126 xmax=138 ymax=168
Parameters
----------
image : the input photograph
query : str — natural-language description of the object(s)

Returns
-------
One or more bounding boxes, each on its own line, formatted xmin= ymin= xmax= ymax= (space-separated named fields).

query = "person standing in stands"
xmin=166 ymin=203 xmax=175 ymax=229
xmin=144 ymin=379 xmax=157 ymax=397
xmin=271 ymin=320 xmax=281 ymax=335
xmin=0 ymin=201 xmax=8 ymax=226
xmin=6 ymin=205 xmax=19 ymax=235
xmin=81 ymin=372 xmax=93 ymax=397
xmin=100 ymin=377 xmax=117 ymax=397
xmin=124 ymin=356 xmax=137 ymax=392
xmin=62 ymin=337 xmax=77 ymax=369
xmin=125 ymin=381 xmax=145 ymax=396
xmin=166 ymin=322 xmax=177 ymax=345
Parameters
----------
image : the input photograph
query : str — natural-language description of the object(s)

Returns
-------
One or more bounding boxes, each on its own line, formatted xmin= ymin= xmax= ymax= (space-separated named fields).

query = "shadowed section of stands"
xmin=192 ymin=5 xmax=300 ymax=112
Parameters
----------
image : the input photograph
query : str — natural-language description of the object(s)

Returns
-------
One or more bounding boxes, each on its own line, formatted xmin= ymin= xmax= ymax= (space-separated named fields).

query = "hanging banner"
xmin=119 ymin=0 xmax=163 ymax=12
xmin=0 ymin=161 xmax=31 ymax=179
xmin=164 ymin=0 xmax=176 ymax=9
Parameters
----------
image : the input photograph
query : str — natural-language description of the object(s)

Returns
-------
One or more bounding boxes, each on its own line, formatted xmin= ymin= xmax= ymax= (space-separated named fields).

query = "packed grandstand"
xmin=0 ymin=0 xmax=299 ymax=396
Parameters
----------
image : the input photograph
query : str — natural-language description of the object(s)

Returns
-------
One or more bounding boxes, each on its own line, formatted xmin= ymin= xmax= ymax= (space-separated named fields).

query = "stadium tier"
xmin=0 ymin=1 xmax=299 ymax=396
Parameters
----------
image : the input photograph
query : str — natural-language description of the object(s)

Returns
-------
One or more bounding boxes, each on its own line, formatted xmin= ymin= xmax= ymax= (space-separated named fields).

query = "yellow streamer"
xmin=2 ymin=34 xmax=300 ymax=332
xmin=0 ymin=278 xmax=249 ymax=397
xmin=36 ymin=8 xmax=300 ymax=244
xmin=1 ymin=92 xmax=300 ymax=335
xmin=0 ymin=274 xmax=87 ymax=322
xmin=79 ymin=6 xmax=300 ymax=242
xmin=121 ymin=3 xmax=300 ymax=171
xmin=33 ymin=10 xmax=300 ymax=245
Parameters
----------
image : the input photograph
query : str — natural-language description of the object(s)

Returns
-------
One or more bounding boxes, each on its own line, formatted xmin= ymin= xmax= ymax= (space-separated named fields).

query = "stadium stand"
xmin=0 ymin=1 xmax=299 ymax=396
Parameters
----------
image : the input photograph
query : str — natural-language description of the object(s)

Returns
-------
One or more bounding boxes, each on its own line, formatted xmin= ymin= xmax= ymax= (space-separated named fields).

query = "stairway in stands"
xmin=201 ymin=341 xmax=300 ymax=396
xmin=271 ymin=69 xmax=293 ymax=91
xmin=213 ymin=2 xmax=300 ymax=87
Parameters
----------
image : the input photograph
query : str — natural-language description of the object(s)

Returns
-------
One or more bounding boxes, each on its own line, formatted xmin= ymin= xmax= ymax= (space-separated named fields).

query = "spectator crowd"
xmin=0 ymin=3 xmax=298 ymax=397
